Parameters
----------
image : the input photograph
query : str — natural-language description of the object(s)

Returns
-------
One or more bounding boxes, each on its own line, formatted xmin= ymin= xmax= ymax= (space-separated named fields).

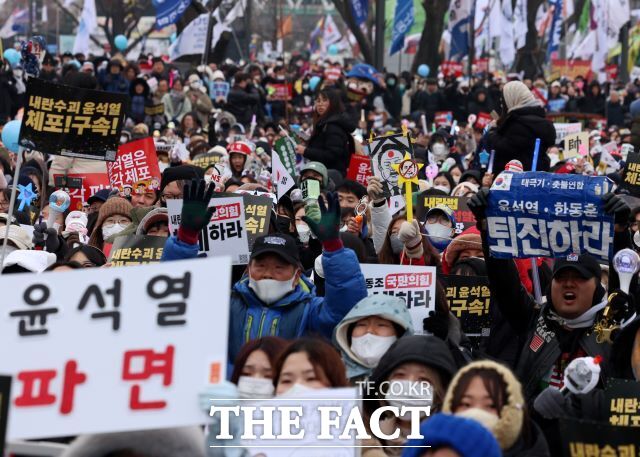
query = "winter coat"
xmin=304 ymin=112 xmax=357 ymax=176
xmin=333 ymin=294 xmax=415 ymax=380
xmin=161 ymin=235 xmax=367 ymax=361
xmin=226 ymin=85 xmax=261 ymax=126
xmin=410 ymin=89 xmax=446 ymax=122
xmin=467 ymin=88 xmax=494 ymax=115
xmin=579 ymin=91 xmax=606 ymax=116
xmin=162 ymin=92 xmax=192 ymax=123
xmin=186 ymin=89 xmax=213 ymax=131
xmin=503 ymin=422 xmax=551 ymax=457
xmin=606 ymin=100 xmax=626 ymax=127
xmin=487 ymin=106 xmax=555 ymax=173
xmin=97 ymin=70 xmax=129 ymax=94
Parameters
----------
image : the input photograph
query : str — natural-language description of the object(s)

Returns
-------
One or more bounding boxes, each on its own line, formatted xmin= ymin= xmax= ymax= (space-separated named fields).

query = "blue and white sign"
xmin=486 ymin=172 xmax=614 ymax=262
xmin=153 ymin=0 xmax=191 ymax=29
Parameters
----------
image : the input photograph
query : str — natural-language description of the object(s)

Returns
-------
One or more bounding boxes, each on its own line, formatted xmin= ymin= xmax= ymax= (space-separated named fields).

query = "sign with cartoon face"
xmin=367 ymin=134 xmax=414 ymax=198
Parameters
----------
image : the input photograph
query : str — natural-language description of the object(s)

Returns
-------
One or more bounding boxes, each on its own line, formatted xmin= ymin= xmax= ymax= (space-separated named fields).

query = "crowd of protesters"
xmin=2 ymin=47 xmax=640 ymax=457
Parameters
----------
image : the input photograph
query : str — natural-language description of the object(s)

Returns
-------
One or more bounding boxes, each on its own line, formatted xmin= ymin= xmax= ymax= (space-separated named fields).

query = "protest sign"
xmin=210 ymin=81 xmax=230 ymax=102
xmin=239 ymin=387 xmax=359 ymax=456
xmin=486 ymin=172 xmax=614 ymax=262
xmin=107 ymin=138 xmax=161 ymax=194
xmin=434 ymin=111 xmax=453 ymax=127
xmin=274 ymin=137 xmax=298 ymax=178
xmin=559 ymin=418 xmax=638 ymax=457
xmin=416 ymin=195 xmax=476 ymax=235
xmin=242 ymin=194 xmax=273 ymax=251
xmin=554 ymin=123 xmax=582 ymax=143
xmin=548 ymin=98 xmax=568 ymax=113
xmin=441 ymin=275 xmax=491 ymax=339
xmin=192 ymin=151 xmax=224 ymax=170
xmin=108 ymin=235 xmax=167 ymax=266
xmin=0 ymin=375 xmax=10 ymax=456
xmin=440 ymin=61 xmax=464 ymax=78
xmin=19 ymin=78 xmax=127 ymax=161
xmin=266 ymin=83 xmax=292 ymax=101
xmin=474 ymin=112 xmax=492 ymax=130
xmin=53 ymin=173 xmax=111 ymax=211
xmin=549 ymin=59 xmax=592 ymax=81
xmin=622 ymin=153 xmax=640 ymax=197
xmin=605 ymin=379 xmax=640 ymax=427
xmin=367 ymin=133 xmax=414 ymax=198
xmin=167 ymin=196 xmax=250 ymax=265
xmin=563 ymin=131 xmax=589 ymax=159
xmin=0 ymin=257 xmax=231 ymax=440
xmin=360 ymin=264 xmax=436 ymax=334
xmin=347 ymin=155 xmax=373 ymax=186
xmin=144 ymin=104 xmax=165 ymax=117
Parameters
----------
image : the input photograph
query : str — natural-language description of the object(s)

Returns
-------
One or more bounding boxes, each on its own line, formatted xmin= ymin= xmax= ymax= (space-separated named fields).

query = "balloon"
xmin=1 ymin=120 xmax=22 ymax=154
xmin=328 ymin=44 xmax=339 ymax=56
xmin=3 ymin=48 xmax=21 ymax=67
xmin=114 ymin=34 xmax=128 ymax=51
xmin=309 ymin=76 xmax=321 ymax=92
xmin=418 ymin=64 xmax=430 ymax=78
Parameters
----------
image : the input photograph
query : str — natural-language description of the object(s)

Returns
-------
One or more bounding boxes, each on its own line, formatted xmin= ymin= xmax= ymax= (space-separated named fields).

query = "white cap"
xmin=2 ymin=250 xmax=56 ymax=273
xmin=1 ymin=224 xmax=33 ymax=250
xmin=65 ymin=211 xmax=88 ymax=230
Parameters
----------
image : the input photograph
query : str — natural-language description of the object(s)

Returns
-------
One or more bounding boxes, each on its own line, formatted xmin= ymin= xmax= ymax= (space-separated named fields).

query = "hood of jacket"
xmin=129 ymin=77 xmax=150 ymax=98
xmin=333 ymin=294 xmax=414 ymax=378
xmin=232 ymin=272 xmax=317 ymax=309
xmin=369 ymin=335 xmax=457 ymax=394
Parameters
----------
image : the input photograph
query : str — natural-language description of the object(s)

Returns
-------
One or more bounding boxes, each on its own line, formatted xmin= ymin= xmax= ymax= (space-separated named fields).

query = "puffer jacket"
xmin=333 ymin=294 xmax=414 ymax=380
xmin=161 ymin=235 xmax=367 ymax=361
xmin=304 ymin=112 xmax=357 ymax=176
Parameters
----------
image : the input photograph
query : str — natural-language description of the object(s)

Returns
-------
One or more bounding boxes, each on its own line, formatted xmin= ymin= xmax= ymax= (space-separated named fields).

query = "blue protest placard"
xmin=486 ymin=172 xmax=614 ymax=262
xmin=209 ymin=81 xmax=230 ymax=102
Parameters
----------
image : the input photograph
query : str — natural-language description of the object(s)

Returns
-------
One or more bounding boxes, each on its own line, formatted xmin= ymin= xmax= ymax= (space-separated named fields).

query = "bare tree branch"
xmin=331 ymin=0 xmax=374 ymax=64
xmin=124 ymin=23 xmax=155 ymax=54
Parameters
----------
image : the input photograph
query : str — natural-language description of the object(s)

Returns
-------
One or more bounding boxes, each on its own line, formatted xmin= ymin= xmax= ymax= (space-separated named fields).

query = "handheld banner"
xmin=416 ymin=196 xmax=476 ymax=235
xmin=559 ymin=418 xmax=638 ymax=457
xmin=486 ymin=172 xmax=614 ymax=262
xmin=242 ymin=194 xmax=273 ymax=251
xmin=273 ymin=137 xmax=298 ymax=178
xmin=347 ymin=154 xmax=373 ymax=186
xmin=210 ymin=81 xmax=230 ymax=102
xmin=441 ymin=275 xmax=491 ymax=339
xmin=107 ymin=137 xmax=161 ymax=194
xmin=167 ymin=196 xmax=250 ymax=265
xmin=563 ymin=132 xmax=589 ymax=160
xmin=108 ymin=235 xmax=167 ymax=266
xmin=622 ymin=153 xmax=640 ymax=198
xmin=604 ymin=378 xmax=640 ymax=427
xmin=360 ymin=264 xmax=436 ymax=334
xmin=19 ymin=79 xmax=127 ymax=161
xmin=0 ymin=257 xmax=231 ymax=439
xmin=367 ymin=133 xmax=414 ymax=198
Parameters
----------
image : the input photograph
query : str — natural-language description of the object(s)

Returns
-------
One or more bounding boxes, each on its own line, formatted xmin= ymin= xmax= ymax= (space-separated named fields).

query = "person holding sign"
xmin=296 ymin=88 xmax=356 ymax=176
xmin=162 ymin=180 xmax=367 ymax=360
xmin=468 ymin=187 xmax=636 ymax=408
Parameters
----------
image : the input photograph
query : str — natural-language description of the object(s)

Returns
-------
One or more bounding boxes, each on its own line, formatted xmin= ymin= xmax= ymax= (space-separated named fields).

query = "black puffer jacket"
xmin=304 ymin=112 xmax=356 ymax=176
xmin=487 ymin=106 xmax=556 ymax=173
xmin=504 ymin=421 xmax=551 ymax=457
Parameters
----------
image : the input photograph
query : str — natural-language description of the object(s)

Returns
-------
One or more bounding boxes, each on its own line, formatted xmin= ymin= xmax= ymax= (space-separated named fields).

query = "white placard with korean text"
xmin=360 ymin=264 xmax=437 ymax=334
xmin=167 ymin=196 xmax=250 ymax=265
xmin=0 ymin=256 xmax=231 ymax=440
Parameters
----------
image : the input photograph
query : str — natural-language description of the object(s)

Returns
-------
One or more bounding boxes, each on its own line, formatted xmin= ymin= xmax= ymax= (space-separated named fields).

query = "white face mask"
xmin=434 ymin=185 xmax=451 ymax=194
xmin=190 ymin=81 xmax=202 ymax=90
xmin=426 ymin=223 xmax=453 ymax=241
xmin=385 ymin=380 xmax=433 ymax=421
xmin=102 ymin=222 xmax=129 ymax=239
xmin=278 ymin=382 xmax=316 ymax=398
xmin=351 ymin=333 xmax=397 ymax=368
xmin=456 ymin=408 xmax=500 ymax=431
xmin=296 ymin=224 xmax=311 ymax=244
xmin=249 ymin=276 xmax=296 ymax=305
xmin=237 ymin=376 xmax=275 ymax=399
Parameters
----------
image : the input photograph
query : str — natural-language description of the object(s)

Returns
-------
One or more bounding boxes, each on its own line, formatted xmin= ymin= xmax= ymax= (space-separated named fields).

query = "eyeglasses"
xmin=427 ymin=215 xmax=450 ymax=225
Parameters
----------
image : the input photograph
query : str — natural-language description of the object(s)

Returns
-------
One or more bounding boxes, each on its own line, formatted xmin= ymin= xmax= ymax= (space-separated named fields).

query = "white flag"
xmin=0 ymin=9 xmax=28 ymax=39
xmin=169 ymin=13 xmax=230 ymax=61
xmin=488 ymin=0 xmax=502 ymax=39
xmin=72 ymin=0 xmax=97 ymax=55
xmin=272 ymin=152 xmax=295 ymax=202
xmin=514 ymin=0 xmax=528 ymax=49
xmin=323 ymin=14 xmax=342 ymax=46
xmin=500 ymin=0 xmax=516 ymax=68
xmin=224 ymin=0 xmax=246 ymax=25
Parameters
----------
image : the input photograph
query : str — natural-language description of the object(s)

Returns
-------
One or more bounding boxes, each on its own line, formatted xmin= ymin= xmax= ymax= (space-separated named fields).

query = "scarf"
xmin=547 ymin=299 xmax=607 ymax=329
xmin=503 ymin=81 xmax=541 ymax=112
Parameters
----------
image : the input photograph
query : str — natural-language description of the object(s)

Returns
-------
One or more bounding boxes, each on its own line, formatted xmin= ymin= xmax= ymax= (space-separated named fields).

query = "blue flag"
xmin=546 ymin=0 xmax=562 ymax=60
xmin=448 ymin=0 xmax=473 ymax=61
xmin=153 ymin=0 xmax=191 ymax=29
xmin=390 ymin=0 xmax=414 ymax=55
xmin=350 ymin=0 xmax=368 ymax=27
xmin=485 ymin=172 xmax=614 ymax=262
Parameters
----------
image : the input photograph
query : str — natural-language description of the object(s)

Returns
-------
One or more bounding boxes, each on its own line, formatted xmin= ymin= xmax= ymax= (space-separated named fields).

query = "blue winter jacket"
xmin=161 ymin=235 xmax=367 ymax=361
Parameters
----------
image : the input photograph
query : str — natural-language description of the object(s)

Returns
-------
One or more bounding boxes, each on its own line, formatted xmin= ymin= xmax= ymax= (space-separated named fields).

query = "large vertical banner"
xmin=0 ymin=258 xmax=231 ymax=439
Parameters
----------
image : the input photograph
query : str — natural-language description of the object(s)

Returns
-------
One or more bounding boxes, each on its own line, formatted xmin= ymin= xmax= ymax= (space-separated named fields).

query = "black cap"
xmin=87 ymin=188 xmax=112 ymax=205
xmin=553 ymin=253 xmax=601 ymax=280
xmin=250 ymin=234 xmax=300 ymax=266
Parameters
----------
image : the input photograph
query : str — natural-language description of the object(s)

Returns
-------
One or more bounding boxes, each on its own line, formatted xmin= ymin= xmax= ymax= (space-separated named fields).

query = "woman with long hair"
xmin=296 ymin=88 xmax=357 ymax=176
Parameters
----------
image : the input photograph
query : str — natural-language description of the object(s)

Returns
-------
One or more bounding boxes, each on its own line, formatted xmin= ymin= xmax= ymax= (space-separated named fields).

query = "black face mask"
xmin=276 ymin=215 xmax=292 ymax=234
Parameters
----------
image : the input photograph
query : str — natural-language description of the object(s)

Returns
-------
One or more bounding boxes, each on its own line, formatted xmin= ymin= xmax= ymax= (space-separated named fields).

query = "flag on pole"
xmin=514 ymin=0 xmax=528 ymax=49
xmin=72 ymin=0 xmax=97 ymax=55
xmin=0 ymin=8 xmax=28 ymax=38
xmin=350 ymin=0 xmax=368 ymax=27
xmin=322 ymin=14 xmax=342 ymax=47
xmin=169 ymin=13 xmax=230 ymax=61
xmin=500 ymin=0 xmax=516 ymax=68
xmin=390 ymin=0 xmax=414 ymax=55
xmin=272 ymin=151 xmax=295 ymax=201
xmin=309 ymin=17 xmax=324 ymax=53
xmin=448 ymin=0 xmax=473 ymax=61
xmin=546 ymin=0 xmax=562 ymax=60
xmin=153 ymin=0 xmax=191 ymax=29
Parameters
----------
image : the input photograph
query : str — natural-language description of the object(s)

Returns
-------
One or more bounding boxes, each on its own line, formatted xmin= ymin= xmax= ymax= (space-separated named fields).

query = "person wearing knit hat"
xmin=402 ymin=413 xmax=501 ymax=457
xmin=442 ymin=226 xmax=483 ymax=274
xmin=88 ymin=197 xmax=133 ymax=251
xmin=442 ymin=360 xmax=550 ymax=456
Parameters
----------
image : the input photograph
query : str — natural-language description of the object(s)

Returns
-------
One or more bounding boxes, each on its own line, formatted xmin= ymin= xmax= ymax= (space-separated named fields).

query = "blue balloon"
xmin=309 ymin=76 xmax=321 ymax=92
xmin=3 ymin=48 xmax=20 ymax=67
xmin=114 ymin=34 xmax=128 ymax=51
xmin=328 ymin=44 xmax=339 ymax=56
xmin=1 ymin=120 xmax=22 ymax=154
xmin=418 ymin=64 xmax=430 ymax=78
